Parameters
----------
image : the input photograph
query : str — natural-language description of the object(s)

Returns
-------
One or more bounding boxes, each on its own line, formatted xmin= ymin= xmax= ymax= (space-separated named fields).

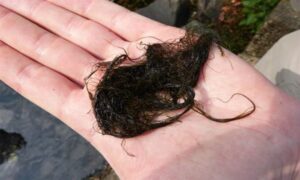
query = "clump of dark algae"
xmin=85 ymin=32 xmax=256 ymax=139
xmin=0 ymin=129 xmax=26 ymax=164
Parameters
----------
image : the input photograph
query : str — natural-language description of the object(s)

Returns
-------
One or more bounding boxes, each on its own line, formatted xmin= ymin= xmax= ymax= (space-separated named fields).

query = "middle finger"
xmin=0 ymin=0 xmax=129 ymax=59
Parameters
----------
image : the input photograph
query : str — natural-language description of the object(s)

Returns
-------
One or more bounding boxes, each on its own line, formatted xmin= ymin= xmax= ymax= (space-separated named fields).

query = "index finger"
xmin=48 ymin=0 xmax=184 ymax=41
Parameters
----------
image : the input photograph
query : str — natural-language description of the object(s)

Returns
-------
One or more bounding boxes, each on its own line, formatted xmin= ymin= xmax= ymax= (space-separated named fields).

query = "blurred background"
xmin=1 ymin=0 xmax=299 ymax=179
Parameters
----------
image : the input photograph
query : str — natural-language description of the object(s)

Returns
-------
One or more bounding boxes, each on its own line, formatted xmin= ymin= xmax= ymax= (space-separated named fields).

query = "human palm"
xmin=0 ymin=1 xmax=300 ymax=179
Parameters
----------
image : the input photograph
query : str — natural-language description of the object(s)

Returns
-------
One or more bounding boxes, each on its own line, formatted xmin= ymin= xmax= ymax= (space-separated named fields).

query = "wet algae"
xmin=86 ymin=32 xmax=255 ymax=138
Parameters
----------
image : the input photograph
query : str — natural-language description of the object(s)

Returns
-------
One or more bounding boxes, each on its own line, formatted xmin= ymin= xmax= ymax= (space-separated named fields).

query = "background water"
xmin=0 ymin=82 xmax=105 ymax=180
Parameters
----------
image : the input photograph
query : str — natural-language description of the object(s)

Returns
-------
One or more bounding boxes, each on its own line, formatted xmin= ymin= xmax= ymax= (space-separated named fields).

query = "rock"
xmin=240 ymin=0 xmax=300 ymax=64
xmin=196 ymin=0 xmax=226 ymax=23
xmin=137 ymin=0 xmax=227 ymax=26
xmin=137 ymin=0 xmax=193 ymax=26
xmin=290 ymin=0 xmax=300 ymax=11
xmin=137 ymin=0 xmax=180 ymax=25
xmin=255 ymin=30 xmax=300 ymax=100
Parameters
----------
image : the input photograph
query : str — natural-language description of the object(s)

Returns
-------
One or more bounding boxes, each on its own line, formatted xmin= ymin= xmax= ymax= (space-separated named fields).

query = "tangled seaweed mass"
xmin=85 ymin=32 xmax=255 ymax=138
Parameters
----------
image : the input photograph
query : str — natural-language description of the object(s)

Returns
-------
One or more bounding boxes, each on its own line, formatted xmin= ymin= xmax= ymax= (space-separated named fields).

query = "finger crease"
xmin=0 ymin=9 xmax=12 ymax=21
xmin=65 ymin=15 xmax=83 ymax=37
xmin=33 ymin=32 xmax=58 ymax=59
xmin=82 ymin=0 xmax=96 ymax=15
xmin=15 ymin=63 xmax=41 ymax=92
xmin=110 ymin=9 xmax=131 ymax=31
xmin=30 ymin=0 xmax=47 ymax=17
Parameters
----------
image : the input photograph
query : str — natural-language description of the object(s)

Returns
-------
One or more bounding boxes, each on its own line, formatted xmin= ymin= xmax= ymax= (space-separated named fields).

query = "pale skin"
xmin=0 ymin=0 xmax=300 ymax=179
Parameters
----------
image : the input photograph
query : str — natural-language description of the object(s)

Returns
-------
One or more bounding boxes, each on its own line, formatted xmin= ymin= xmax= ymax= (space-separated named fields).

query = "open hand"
xmin=0 ymin=1 xmax=300 ymax=179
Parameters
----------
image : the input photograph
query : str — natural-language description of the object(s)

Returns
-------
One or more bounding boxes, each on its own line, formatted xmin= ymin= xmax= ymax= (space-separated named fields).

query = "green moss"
xmin=240 ymin=0 xmax=280 ymax=31
xmin=191 ymin=0 xmax=279 ymax=53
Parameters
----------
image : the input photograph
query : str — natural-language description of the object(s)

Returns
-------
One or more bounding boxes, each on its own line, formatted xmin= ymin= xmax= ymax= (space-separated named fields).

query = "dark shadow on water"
xmin=0 ymin=129 xmax=26 ymax=164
